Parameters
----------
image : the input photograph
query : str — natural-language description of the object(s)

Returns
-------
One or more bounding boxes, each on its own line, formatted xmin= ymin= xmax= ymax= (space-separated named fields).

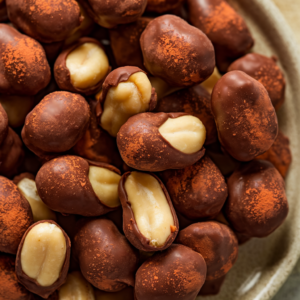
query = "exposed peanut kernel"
xmin=201 ymin=68 xmax=222 ymax=94
xmin=149 ymin=76 xmax=181 ymax=100
xmin=158 ymin=116 xmax=206 ymax=154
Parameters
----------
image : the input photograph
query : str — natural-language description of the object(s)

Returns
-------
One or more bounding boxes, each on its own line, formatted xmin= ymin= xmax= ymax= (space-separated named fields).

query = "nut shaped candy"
xmin=146 ymin=0 xmax=184 ymax=13
xmin=117 ymin=112 xmax=206 ymax=172
xmin=0 ymin=24 xmax=51 ymax=96
xmin=73 ymin=218 xmax=139 ymax=292
xmin=211 ymin=71 xmax=278 ymax=161
xmin=36 ymin=156 xmax=121 ymax=216
xmin=15 ymin=220 xmax=71 ymax=298
xmin=119 ymin=171 xmax=179 ymax=251
xmin=140 ymin=15 xmax=215 ymax=87
xmin=0 ymin=176 xmax=33 ymax=254
xmin=225 ymin=160 xmax=289 ymax=238
xmin=135 ymin=244 xmax=207 ymax=300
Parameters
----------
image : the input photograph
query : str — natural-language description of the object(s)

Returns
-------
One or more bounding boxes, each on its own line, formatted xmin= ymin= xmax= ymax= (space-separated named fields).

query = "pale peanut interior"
xmin=100 ymin=72 xmax=152 ymax=137
xmin=124 ymin=172 xmax=174 ymax=247
xmin=158 ymin=115 xmax=206 ymax=154
xmin=21 ymin=222 xmax=67 ymax=287
xmin=201 ymin=67 xmax=222 ymax=94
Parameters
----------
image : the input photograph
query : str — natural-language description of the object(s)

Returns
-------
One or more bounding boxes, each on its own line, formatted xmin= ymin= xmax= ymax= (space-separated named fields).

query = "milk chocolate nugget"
xmin=15 ymin=220 xmax=71 ymax=298
xmin=160 ymin=155 xmax=228 ymax=220
xmin=146 ymin=0 xmax=184 ymax=13
xmin=211 ymin=71 xmax=278 ymax=161
xmin=140 ymin=15 xmax=215 ymax=87
xmin=36 ymin=156 xmax=121 ymax=216
xmin=77 ymin=0 xmax=147 ymax=28
xmin=22 ymin=91 xmax=90 ymax=159
xmin=0 ymin=24 xmax=51 ymax=96
xmin=6 ymin=0 xmax=82 ymax=43
xmin=225 ymin=160 xmax=289 ymax=238
xmin=73 ymin=218 xmax=139 ymax=292
xmin=135 ymin=244 xmax=207 ymax=300
xmin=54 ymin=38 xmax=111 ymax=95
xmin=187 ymin=0 xmax=254 ymax=73
xmin=228 ymin=53 xmax=286 ymax=110
xmin=117 ymin=112 xmax=206 ymax=172
xmin=119 ymin=171 xmax=179 ymax=252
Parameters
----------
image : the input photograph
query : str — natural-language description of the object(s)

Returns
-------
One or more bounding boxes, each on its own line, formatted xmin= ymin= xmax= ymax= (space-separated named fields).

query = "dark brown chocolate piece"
xmin=0 ymin=0 xmax=8 ymax=22
xmin=77 ymin=0 xmax=147 ymax=28
xmin=146 ymin=0 xmax=184 ymax=13
xmin=187 ymin=0 xmax=254 ymax=73
xmin=54 ymin=38 xmax=110 ymax=95
xmin=199 ymin=275 xmax=226 ymax=296
xmin=0 ymin=24 xmax=51 ymax=96
xmin=0 ymin=253 xmax=34 ymax=300
xmin=140 ymin=15 xmax=215 ymax=87
xmin=41 ymin=41 xmax=64 ymax=65
xmin=176 ymin=221 xmax=238 ymax=280
xmin=225 ymin=160 xmax=289 ymax=238
xmin=155 ymin=85 xmax=217 ymax=145
xmin=117 ymin=112 xmax=205 ymax=172
xmin=118 ymin=171 xmax=179 ymax=252
xmin=160 ymin=155 xmax=227 ymax=220
xmin=6 ymin=0 xmax=82 ymax=43
xmin=256 ymin=130 xmax=292 ymax=178
xmin=228 ymin=53 xmax=286 ymax=110
xmin=74 ymin=218 xmax=139 ymax=292
xmin=109 ymin=18 xmax=151 ymax=70
xmin=0 ymin=103 xmax=8 ymax=144
xmin=22 ymin=91 xmax=90 ymax=160
xmin=0 ymin=176 xmax=33 ymax=254
xmin=211 ymin=70 xmax=278 ymax=161
xmin=15 ymin=220 xmax=71 ymax=299
xmin=13 ymin=172 xmax=35 ymax=185
xmin=135 ymin=244 xmax=207 ymax=300
xmin=36 ymin=155 xmax=120 ymax=216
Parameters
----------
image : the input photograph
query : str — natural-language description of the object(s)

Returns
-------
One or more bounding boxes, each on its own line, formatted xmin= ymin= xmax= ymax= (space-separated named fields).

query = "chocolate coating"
xmin=135 ymin=244 xmax=207 ymax=300
xmin=140 ymin=14 xmax=215 ymax=87
xmin=0 ymin=176 xmax=33 ymax=254
xmin=36 ymin=155 xmax=120 ymax=216
xmin=77 ymin=0 xmax=147 ymax=28
xmin=155 ymin=85 xmax=217 ymax=145
xmin=176 ymin=221 xmax=238 ymax=280
xmin=211 ymin=71 xmax=278 ymax=161
xmin=109 ymin=18 xmax=151 ymax=70
xmin=160 ymin=155 xmax=227 ymax=220
xmin=225 ymin=160 xmax=289 ymax=238
xmin=0 ymin=24 xmax=51 ymax=96
xmin=256 ymin=130 xmax=292 ymax=178
xmin=54 ymin=38 xmax=110 ymax=95
xmin=15 ymin=220 xmax=71 ymax=299
xmin=6 ymin=0 xmax=82 ymax=43
xmin=22 ymin=91 xmax=90 ymax=159
xmin=0 ymin=0 xmax=8 ymax=22
xmin=146 ymin=0 xmax=184 ymax=13
xmin=117 ymin=112 xmax=205 ymax=172
xmin=228 ymin=53 xmax=286 ymax=110
xmin=0 ymin=103 xmax=8 ymax=144
xmin=187 ymin=0 xmax=254 ymax=73
xmin=0 ymin=253 xmax=34 ymax=300
xmin=74 ymin=218 xmax=139 ymax=292
xmin=199 ymin=275 xmax=226 ymax=296
xmin=119 ymin=171 xmax=179 ymax=252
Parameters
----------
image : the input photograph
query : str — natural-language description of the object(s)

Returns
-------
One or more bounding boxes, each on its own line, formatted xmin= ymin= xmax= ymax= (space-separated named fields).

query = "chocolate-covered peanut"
xmin=0 ymin=176 xmax=33 ymax=254
xmin=54 ymin=38 xmax=110 ymax=95
xmin=199 ymin=275 xmax=226 ymax=296
xmin=211 ymin=71 xmax=278 ymax=161
xmin=176 ymin=221 xmax=238 ymax=280
xmin=6 ymin=0 xmax=82 ymax=43
xmin=119 ymin=171 xmax=179 ymax=251
xmin=140 ymin=15 xmax=215 ymax=87
xmin=96 ymin=66 xmax=157 ymax=137
xmin=36 ymin=156 xmax=121 ymax=216
xmin=74 ymin=218 xmax=139 ymax=292
xmin=0 ymin=24 xmax=51 ymax=96
xmin=187 ymin=0 xmax=254 ymax=73
xmin=77 ymin=0 xmax=147 ymax=28
xmin=117 ymin=112 xmax=206 ymax=172
xmin=16 ymin=220 xmax=71 ymax=298
xmin=146 ymin=0 xmax=184 ymax=13
xmin=225 ymin=160 xmax=289 ymax=238
xmin=155 ymin=85 xmax=217 ymax=145
xmin=135 ymin=244 xmax=207 ymax=300
xmin=228 ymin=53 xmax=286 ymax=110
xmin=94 ymin=287 xmax=134 ymax=300
xmin=22 ymin=91 xmax=90 ymax=159
xmin=160 ymin=155 xmax=227 ymax=220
